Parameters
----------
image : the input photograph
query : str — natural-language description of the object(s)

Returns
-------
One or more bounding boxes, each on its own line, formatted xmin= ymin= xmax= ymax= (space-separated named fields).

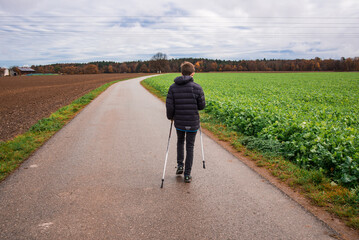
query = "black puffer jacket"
xmin=166 ymin=75 xmax=206 ymax=131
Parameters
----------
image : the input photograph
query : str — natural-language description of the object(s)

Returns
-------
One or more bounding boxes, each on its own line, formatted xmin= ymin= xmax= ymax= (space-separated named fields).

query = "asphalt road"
xmin=0 ymin=76 xmax=338 ymax=239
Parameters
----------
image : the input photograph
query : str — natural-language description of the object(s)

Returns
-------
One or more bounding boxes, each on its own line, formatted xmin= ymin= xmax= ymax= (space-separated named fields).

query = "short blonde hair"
xmin=181 ymin=62 xmax=195 ymax=76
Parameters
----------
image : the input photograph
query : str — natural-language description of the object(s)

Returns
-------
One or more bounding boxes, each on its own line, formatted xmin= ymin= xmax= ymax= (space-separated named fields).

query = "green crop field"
xmin=144 ymin=72 xmax=359 ymax=188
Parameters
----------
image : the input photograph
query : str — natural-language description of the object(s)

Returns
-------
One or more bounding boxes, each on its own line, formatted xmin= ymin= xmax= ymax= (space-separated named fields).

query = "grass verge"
xmin=141 ymin=79 xmax=359 ymax=231
xmin=0 ymin=78 xmax=130 ymax=182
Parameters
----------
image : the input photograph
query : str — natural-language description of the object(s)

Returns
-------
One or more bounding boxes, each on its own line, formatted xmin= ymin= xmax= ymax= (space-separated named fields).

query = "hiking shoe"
xmin=176 ymin=165 xmax=184 ymax=175
xmin=184 ymin=175 xmax=192 ymax=183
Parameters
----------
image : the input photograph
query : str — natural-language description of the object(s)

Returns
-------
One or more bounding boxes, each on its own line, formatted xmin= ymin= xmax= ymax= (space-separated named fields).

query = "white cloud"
xmin=0 ymin=0 xmax=358 ymax=67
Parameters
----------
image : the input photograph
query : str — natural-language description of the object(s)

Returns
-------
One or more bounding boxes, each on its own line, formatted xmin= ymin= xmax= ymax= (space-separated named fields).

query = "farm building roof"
xmin=18 ymin=67 xmax=35 ymax=72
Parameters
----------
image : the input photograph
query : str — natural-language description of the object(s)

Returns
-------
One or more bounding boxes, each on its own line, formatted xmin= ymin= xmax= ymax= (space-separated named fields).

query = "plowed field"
xmin=0 ymin=73 xmax=151 ymax=141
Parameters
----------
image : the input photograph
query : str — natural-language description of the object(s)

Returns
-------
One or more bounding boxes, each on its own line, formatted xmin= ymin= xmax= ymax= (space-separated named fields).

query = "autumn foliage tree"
xmin=107 ymin=65 xmax=114 ymax=73
xmin=63 ymin=66 xmax=79 ymax=74
xmin=194 ymin=60 xmax=204 ymax=72
xmin=119 ymin=63 xmax=128 ymax=73
xmin=84 ymin=64 xmax=99 ymax=74
xmin=208 ymin=62 xmax=218 ymax=71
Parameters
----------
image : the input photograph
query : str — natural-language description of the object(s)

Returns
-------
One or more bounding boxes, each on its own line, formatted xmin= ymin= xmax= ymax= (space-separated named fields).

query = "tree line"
xmin=28 ymin=55 xmax=359 ymax=74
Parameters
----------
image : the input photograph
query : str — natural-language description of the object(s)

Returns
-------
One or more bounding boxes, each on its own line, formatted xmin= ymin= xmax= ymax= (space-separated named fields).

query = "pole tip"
xmin=160 ymin=179 xmax=164 ymax=188
xmin=203 ymin=161 xmax=206 ymax=169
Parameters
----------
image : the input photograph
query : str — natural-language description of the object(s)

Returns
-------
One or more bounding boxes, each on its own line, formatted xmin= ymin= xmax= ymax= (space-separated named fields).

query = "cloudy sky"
xmin=0 ymin=0 xmax=358 ymax=67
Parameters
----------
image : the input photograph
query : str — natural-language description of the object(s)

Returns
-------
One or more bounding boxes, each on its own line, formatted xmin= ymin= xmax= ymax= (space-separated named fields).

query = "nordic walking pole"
xmin=161 ymin=120 xmax=173 ymax=188
xmin=200 ymin=124 xmax=205 ymax=169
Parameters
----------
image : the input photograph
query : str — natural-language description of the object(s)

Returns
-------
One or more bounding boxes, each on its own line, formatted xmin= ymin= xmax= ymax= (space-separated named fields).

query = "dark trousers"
xmin=176 ymin=130 xmax=197 ymax=176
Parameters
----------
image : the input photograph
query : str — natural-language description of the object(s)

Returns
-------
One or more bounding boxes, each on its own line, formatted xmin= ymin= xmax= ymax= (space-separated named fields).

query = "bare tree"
xmin=149 ymin=52 xmax=170 ymax=73
xmin=139 ymin=64 xmax=149 ymax=73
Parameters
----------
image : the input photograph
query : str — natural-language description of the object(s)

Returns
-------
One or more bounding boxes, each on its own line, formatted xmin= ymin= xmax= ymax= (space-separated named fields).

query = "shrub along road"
xmin=0 ymin=76 xmax=340 ymax=239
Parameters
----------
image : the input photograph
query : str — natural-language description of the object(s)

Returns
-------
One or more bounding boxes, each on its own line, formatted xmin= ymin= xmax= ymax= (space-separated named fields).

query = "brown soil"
xmin=0 ymin=73 xmax=151 ymax=142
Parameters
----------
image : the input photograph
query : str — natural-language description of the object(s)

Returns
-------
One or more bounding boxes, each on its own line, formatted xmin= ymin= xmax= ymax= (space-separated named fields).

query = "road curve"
xmin=0 ymin=76 xmax=338 ymax=239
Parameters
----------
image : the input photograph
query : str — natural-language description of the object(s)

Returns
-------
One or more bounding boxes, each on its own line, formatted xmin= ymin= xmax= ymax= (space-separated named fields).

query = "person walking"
xmin=166 ymin=62 xmax=206 ymax=183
